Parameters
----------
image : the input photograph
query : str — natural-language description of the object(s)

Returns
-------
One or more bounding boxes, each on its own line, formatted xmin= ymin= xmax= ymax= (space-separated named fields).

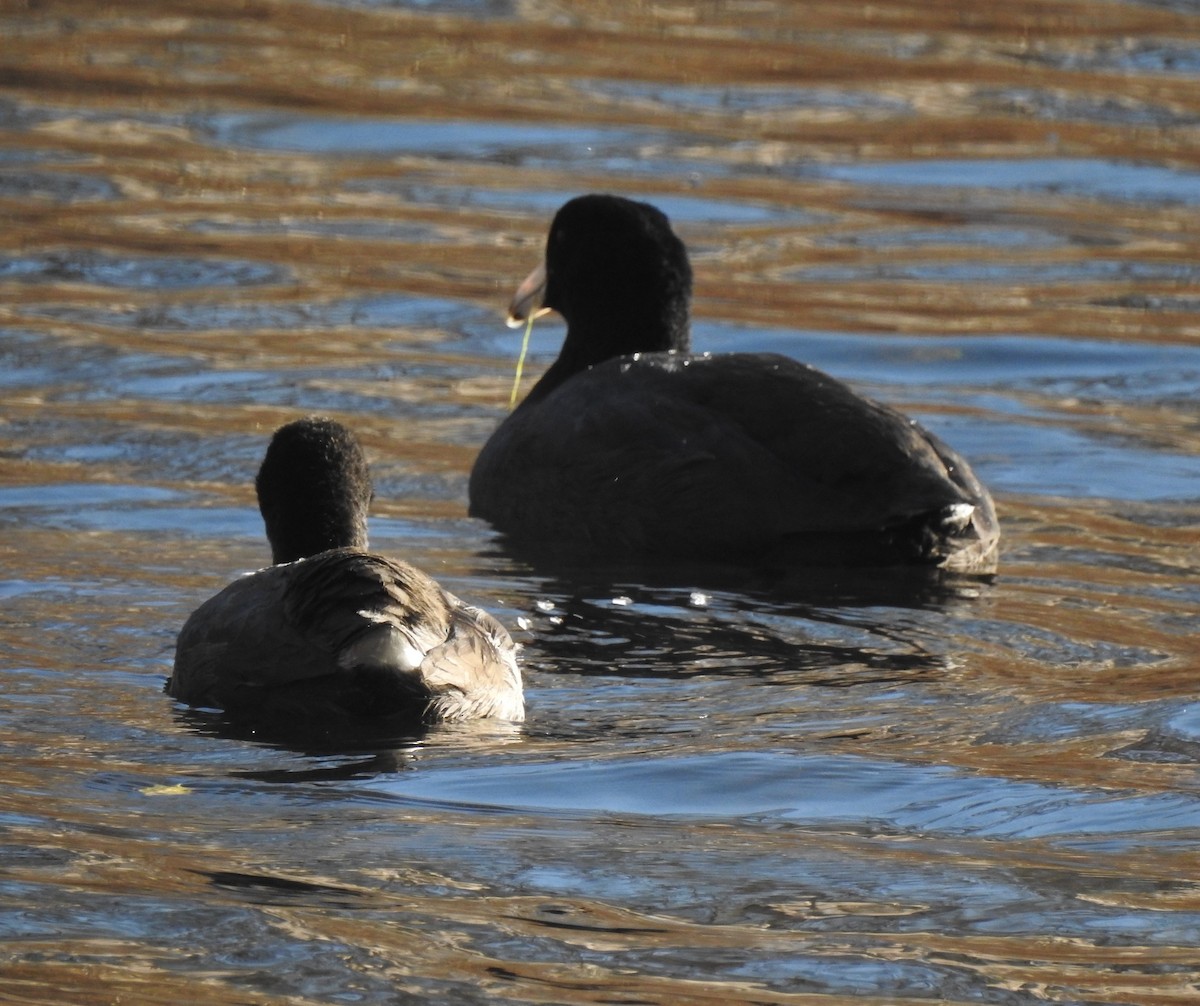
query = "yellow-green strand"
xmin=508 ymin=315 xmax=534 ymax=410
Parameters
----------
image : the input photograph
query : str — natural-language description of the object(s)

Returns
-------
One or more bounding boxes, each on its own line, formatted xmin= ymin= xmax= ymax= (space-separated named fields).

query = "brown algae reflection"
xmin=2 ymin=0 xmax=1200 ymax=1002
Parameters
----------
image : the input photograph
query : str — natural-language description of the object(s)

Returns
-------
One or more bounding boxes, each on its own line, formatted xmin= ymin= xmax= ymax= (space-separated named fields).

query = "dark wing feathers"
xmin=282 ymin=548 xmax=451 ymax=656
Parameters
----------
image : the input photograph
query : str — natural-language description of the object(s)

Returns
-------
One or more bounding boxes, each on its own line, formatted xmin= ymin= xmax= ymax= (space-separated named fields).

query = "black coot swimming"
xmin=470 ymin=194 xmax=998 ymax=572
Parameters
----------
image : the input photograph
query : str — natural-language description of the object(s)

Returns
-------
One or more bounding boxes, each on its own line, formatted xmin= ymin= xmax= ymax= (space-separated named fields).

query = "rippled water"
xmin=2 ymin=1 xmax=1199 ymax=1003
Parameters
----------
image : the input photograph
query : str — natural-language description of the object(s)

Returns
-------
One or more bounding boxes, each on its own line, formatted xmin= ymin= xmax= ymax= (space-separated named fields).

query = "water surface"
xmin=1 ymin=1 xmax=1199 ymax=1003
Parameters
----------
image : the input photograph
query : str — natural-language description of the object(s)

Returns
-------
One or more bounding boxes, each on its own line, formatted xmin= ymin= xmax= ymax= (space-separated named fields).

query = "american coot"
xmin=168 ymin=417 xmax=524 ymax=723
xmin=470 ymin=194 xmax=999 ymax=572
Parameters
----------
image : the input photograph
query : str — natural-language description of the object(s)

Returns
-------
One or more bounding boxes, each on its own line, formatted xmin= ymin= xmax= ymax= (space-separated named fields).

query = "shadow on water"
xmin=195 ymin=869 xmax=371 ymax=908
xmin=478 ymin=544 xmax=991 ymax=684
xmin=172 ymin=704 xmax=431 ymax=763
xmin=171 ymin=696 xmax=527 ymax=774
xmin=485 ymin=539 xmax=995 ymax=607
xmin=528 ymin=596 xmax=953 ymax=688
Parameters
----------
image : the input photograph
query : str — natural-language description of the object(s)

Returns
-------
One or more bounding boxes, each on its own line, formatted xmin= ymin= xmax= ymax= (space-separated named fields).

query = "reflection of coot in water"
xmin=168 ymin=417 xmax=524 ymax=730
xmin=471 ymin=194 xmax=998 ymax=572
xmin=517 ymin=563 xmax=984 ymax=701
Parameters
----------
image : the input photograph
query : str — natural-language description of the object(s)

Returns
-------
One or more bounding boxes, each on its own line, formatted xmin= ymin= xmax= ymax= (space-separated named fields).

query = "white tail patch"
xmin=941 ymin=502 xmax=975 ymax=533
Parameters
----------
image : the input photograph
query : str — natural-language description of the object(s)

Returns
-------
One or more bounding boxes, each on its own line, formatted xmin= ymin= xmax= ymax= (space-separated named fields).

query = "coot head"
xmin=510 ymin=194 xmax=694 ymax=380
xmin=255 ymin=417 xmax=371 ymax=564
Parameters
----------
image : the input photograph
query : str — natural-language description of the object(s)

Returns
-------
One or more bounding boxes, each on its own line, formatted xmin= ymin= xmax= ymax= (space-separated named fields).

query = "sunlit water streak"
xmin=1 ymin=0 xmax=1199 ymax=1004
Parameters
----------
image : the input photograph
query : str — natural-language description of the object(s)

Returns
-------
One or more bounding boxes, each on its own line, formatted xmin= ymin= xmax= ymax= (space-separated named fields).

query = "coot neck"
xmin=265 ymin=508 xmax=367 ymax=565
xmin=522 ymin=312 xmax=691 ymax=406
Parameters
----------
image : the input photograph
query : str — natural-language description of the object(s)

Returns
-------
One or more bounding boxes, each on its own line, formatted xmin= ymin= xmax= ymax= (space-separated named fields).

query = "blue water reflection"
xmin=371 ymin=749 xmax=1200 ymax=841
xmin=200 ymin=112 xmax=649 ymax=159
xmin=811 ymin=157 xmax=1200 ymax=206
xmin=0 ymin=250 xmax=286 ymax=289
xmin=3 ymin=3 xmax=1200 ymax=1002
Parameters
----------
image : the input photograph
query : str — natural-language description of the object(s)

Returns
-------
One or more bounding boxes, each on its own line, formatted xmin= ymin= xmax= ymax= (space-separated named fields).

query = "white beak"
xmin=506 ymin=261 xmax=552 ymax=328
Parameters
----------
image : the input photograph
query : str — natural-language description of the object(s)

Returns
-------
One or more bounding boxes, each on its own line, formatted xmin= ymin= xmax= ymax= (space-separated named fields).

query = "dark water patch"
xmin=26 ymin=292 xmax=489 ymax=337
xmin=100 ymin=367 xmax=293 ymax=405
xmin=0 ymin=149 xmax=49 ymax=164
xmin=0 ymin=249 xmax=286 ymax=290
xmin=1017 ymin=36 xmax=1200 ymax=75
xmin=4 ymin=325 xmax=498 ymax=427
xmin=957 ymin=612 xmax=1172 ymax=669
xmin=1114 ymin=703 xmax=1200 ymax=764
xmin=513 ymin=579 xmax=960 ymax=687
xmin=0 ymin=843 xmax=75 ymax=875
xmin=0 ymin=97 xmax=58 ymax=131
xmin=1112 ymin=733 xmax=1200 ymax=765
xmin=103 ymin=363 xmax=473 ymax=418
xmin=3 ymin=417 xmax=266 ymax=481
xmin=583 ymin=79 xmax=914 ymax=116
xmin=0 ymin=331 xmax=184 ymax=392
xmin=199 ymin=111 xmax=656 ymax=162
xmin=192 ymin=110 xmax=736 ymax=180
xmin=345 ymin=177 xmax=571 ymax=215
xmin=1128 ymin=0 xmax=1200 ymax=16
xmin=1097 ymin=292 xmax=1200 ymax=312
xmin=318 ymin=0 xmax=515 ymax=15
xmin=0 ymin=480 xmax=260 ymax=540
xmin=199 ymin=868 xmax=367 ymax=906
xmin=0 ymin=882 xmax=205 ymax=944
xmin=0 ymin=579 xmax=78 ymax=601
xmin=359 ymin=179 xmax=818 ymax=224
xmin=783 ymin=257 xmax=1200 ymax=285
xmin=0 ymin=476 xmax=454 ymax=543
xmin=819 ymin=223 xmax=1068 ymax=251
xmin=0 ymin=468 xmax=453 ymax=547
xmin=0 ymin=483 xmax=185 ymax=510
xmin=1027 ymin=368 xmax=1200 ymax=406
xmin=0 ymin=169 xmax=121 ymax=203
xmin=809 ymin=157 xmax=1200 ymax=206
xmin=189 ymin=215 xmax=450 ymax=243
xmin=725 ymin=957 xmax=961 ymax=1001
xmin=982 ymin=700 xmax=1176 ymax=745
xmin=980 ymin=87 xmax=1200 ymax=128
xmin=1 ymin=877 xmax=410 ymax=1004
